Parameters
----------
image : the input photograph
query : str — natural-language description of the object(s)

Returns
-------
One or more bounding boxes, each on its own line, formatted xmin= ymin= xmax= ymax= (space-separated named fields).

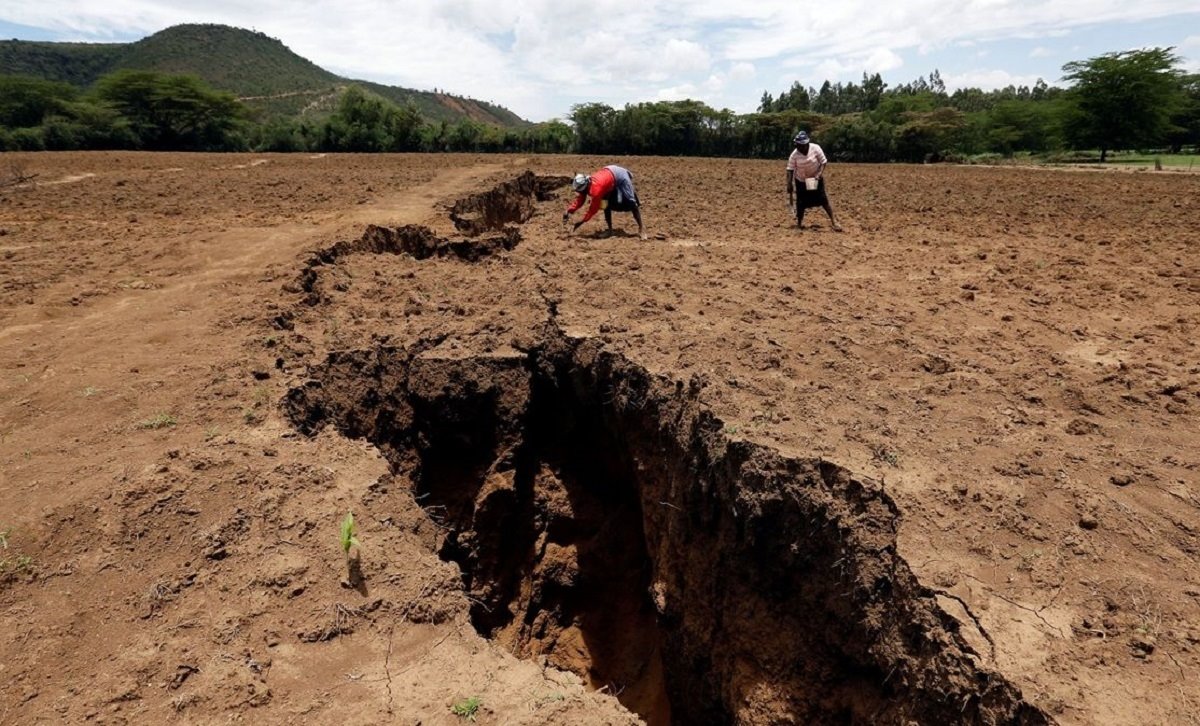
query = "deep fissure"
xmin=449 ymin=171 xmax=570 ymax=236
xmin=411 ymin=350 xmax=672 ymax=722
xmin=289 ymin=172 xmax=569 ymax=305
xmin=285 ymin=332 xmax=1049 ymax=725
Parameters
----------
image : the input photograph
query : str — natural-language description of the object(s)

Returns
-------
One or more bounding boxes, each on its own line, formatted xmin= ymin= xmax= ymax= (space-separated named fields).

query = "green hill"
xmin=0 ymin=23 xmax=527 ymax=127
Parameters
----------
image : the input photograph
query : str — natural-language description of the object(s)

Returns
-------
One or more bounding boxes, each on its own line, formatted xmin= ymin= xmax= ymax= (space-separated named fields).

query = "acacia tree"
xmin=0 ymin=76 xmax=78 ymax=127
xmin=94 ymin=70 xmax=243 ymax=150
xmin=1168 ymin=73 xmax=1200 ymax=152
xmin=1061 ymin=47 xmax=1183 ymax=161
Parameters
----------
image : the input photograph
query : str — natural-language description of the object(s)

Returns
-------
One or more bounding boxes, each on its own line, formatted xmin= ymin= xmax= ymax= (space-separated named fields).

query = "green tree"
xmin=0 ymin=75 xmax=78 ymax=127
xmin=317 ymin=85 xmax=424 ymax=152
xmin=775 ymin=82 xmax=812 ymax=112
xmin=447 ymin=118 xmax=485 ymax=151
xmin=522 ymin=120 xmax=573 ymax=153
xmin=861 ymin=73 xmax=886 ymax=111
xmin=822 ymin=114 xmax=894 ymax=161
xmin=737 ymin=110 xmax=828 ymax=158
xmin=0 ymin=74 xmax=135 ymax=150
xmin=1167 ymin=73 xmax=1200 ymax=153
xmin=1061 ymin=47 xmax=1184 ymax=161
xmin=980 ymin=99 xmax=1064 ymax=156
xmin=93 ymin=69 xmax=244 ymax=150
xmin=892 ymin=107 xmax=967 ymax=162
xmin=254 ymin=117 xmax=311 ymax=151
xmin=569 ymin=102 xmax=616 ymax=153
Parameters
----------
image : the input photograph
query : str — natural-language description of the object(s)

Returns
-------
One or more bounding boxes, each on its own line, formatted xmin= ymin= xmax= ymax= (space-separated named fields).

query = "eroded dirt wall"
xmin=285 ymin=327 xmax=1049 ymax=725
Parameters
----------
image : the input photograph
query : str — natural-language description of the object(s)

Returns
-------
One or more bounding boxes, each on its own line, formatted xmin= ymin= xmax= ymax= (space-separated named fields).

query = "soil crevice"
xmin=288 ymin=171 xmax=569 ymax=304
xmin=284 ymin=327 xmax=1051 ymax=726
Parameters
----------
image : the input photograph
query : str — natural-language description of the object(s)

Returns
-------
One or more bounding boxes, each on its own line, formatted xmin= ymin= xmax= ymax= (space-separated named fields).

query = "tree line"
xmin=578 ymin=49 xmax=1197 ymax=162
xmin=2 ymin=48 xmax=1197 ymax=161
xmin=0 ymin=69 xmax=576 ymax=153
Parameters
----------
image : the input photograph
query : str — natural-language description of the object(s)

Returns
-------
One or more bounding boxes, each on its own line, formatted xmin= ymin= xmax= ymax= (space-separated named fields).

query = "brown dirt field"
xmin=0 ymin=151 xmax=1197 ymax=725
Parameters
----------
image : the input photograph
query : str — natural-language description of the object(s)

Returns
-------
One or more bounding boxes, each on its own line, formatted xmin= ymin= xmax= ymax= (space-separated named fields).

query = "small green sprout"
xmin=340 ymin=512 xmax=359 ymax=555
xmin=451 ymin=696 xmax=482 ymax=721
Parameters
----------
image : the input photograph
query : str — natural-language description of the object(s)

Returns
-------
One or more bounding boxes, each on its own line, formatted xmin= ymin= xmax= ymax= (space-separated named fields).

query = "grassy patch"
xmin=252 ymin=385 xmax=272 ymax=405
xmin=1039 ymin=150 xmax=1200 ymax=170
xmin=138 ymin=413 xmax=177 ymax=430
xmin=0 ymin=554 xmax=34 ymax=578
xmin=0 ymin=527 xmax=35 ymax=583
xmin=1103 ymin=153 xmax=1200 ymax=169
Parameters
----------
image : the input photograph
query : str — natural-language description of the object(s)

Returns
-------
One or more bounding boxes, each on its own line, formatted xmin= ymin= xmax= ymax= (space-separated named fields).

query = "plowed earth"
xmin=0 ymin=152 xmax=1198 ymax=725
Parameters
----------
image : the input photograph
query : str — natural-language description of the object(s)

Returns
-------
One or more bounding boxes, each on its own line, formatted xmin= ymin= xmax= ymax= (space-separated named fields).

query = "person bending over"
xmin=563 ymin=164 xmax=646 ymax=240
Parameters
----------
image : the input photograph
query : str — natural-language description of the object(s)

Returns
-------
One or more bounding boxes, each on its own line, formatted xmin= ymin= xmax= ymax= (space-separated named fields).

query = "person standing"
xmin=563 ymin=165 xmax=646 ymax=240
xmin=787 ymin=131 xmax=842 ymax=231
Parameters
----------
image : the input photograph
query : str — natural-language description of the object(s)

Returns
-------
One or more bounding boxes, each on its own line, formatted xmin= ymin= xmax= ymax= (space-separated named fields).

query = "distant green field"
xmin=1026 ymin=150 xmax=1200 ymax=170
xmin=1100 ymin=153 xmax=1200 ymax=170
xmin=965 ymin=151 xmax=1200 ymax=170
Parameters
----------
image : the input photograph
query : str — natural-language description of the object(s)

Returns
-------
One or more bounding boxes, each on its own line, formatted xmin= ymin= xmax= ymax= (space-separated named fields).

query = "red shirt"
xmin=566 ymin=167 xmax=616 ymax=223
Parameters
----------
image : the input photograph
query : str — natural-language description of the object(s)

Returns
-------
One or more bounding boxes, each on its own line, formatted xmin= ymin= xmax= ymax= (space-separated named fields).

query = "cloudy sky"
xmin=2 ymin=1 xmax=1198 ymax=121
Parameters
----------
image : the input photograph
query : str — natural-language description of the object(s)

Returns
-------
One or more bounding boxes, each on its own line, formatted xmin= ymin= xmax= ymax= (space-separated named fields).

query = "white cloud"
xmin=943 ymin=69 xmax=1043 ymax=91
xmin=656 ymin=83 xmax=698 ymax=101
xmin=809 ymin=46 xmax=903 ymax=81
xmin=864 ymin=47 xmax=904 ymax=73
xmin=1 ymin=0 xmax=1198 ymax=120
xmin=663 ymin=39 xmax=713 ymax=73
xmin=1029 ymin=46 xmax=1053 ymax=57
xmin=814 ymin=59 xmax=849 ymax=79
xmin=719 ymin=0 xmax=1193 ymax=61
xmin=653 ymin=62 xmax=758 ymax=110
xmin=1183 ymin=36 xmax=1200 ymax=72
xmin=728 ymin=61 xmax=757 ymax=82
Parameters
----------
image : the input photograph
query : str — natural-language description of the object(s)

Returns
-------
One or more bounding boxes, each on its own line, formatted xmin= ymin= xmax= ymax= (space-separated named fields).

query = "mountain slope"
xmin=0 ymin=24 xmax=527 ymax=127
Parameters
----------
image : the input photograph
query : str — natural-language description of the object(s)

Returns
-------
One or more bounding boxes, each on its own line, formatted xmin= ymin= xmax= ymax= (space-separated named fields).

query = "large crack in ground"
xmin=287 ymin=172 xmax=569 ymax=305
xmin=449 ymin=171 xmax=570 ymax=236
xmin=281 ymin=170 xmax=1050 ymax=725
xmin=284 ymin=329 xmax=1049 ymax=725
